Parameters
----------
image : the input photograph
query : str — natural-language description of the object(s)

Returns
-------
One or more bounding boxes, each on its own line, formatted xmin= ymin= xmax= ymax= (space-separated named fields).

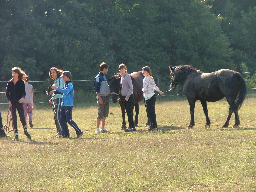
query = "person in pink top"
xmin=23 ymin=76 xmax=34 ymax=128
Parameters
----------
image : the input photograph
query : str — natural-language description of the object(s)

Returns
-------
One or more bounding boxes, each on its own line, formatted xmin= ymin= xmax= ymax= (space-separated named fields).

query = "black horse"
xmin=109 ymin=71 xmax=144 ymax=129
xmin=169 ymin=65 xmax=247 ymax=128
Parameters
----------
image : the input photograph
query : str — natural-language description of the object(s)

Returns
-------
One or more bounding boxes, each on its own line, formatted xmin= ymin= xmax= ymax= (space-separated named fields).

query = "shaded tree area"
xmin=0 ymin=0 xmax=256 ymax=92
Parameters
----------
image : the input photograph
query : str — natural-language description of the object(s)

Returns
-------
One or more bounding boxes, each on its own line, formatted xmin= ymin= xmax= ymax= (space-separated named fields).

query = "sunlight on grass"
xmin=0 ymin=98 xmax=256 ymax=191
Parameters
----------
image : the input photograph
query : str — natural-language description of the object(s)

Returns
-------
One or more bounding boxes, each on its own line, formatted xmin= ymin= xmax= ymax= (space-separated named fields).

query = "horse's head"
xmin=46 ymin=85 xmax=53 ymax=97
xmin=108 ymin=73 xmax=121 ymax=103
xmin=169 ymin=66 xmax=179 ymax=90
xmin=169 ymin=65 xmax=199 ymax=90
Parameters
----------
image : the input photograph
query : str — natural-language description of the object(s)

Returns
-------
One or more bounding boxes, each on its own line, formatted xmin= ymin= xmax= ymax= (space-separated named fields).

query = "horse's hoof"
xmin=121 ymin=125 xmax=127 ymax=130
xmin=188 ymin=125 xmax=194 ymax=129
xmin=232 ymin=124 xmax=239 ymax=128
xmin=222 ymin=124 xmax=228 ymax=128
xmin=205 ymin=124 xmax=210 ymax=129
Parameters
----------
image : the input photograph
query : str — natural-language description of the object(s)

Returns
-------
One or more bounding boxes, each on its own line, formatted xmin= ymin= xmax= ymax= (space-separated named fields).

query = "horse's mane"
xmin=175 ymin=65 xmax=203 ymax=73
xmin=175 ymin=65 xmax=202 ymax=75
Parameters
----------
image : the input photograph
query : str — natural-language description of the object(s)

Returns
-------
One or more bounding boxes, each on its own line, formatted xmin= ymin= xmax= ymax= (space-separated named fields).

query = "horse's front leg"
xmin=188 ymin=99 xmax=196 ymax=128
xmin=200 ymin=100 xmax=210 ymax=128
xmin=119 ymin=99 xmax=126 ymax=129
xmin=134 ymin=103 xmax=139 ymax=126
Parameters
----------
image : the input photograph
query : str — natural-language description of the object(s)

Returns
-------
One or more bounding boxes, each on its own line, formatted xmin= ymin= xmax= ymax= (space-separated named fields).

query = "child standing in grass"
xmin=51 ymin=71 xmax=83 ymax=138
xmin=94 ymin=62 xmax=110 ymax=134
xmin=49 ymin=67 xmax=65 ymax=137
xmin=6 ymin=67 xmax=31 ymax=140
xmin=142 ymin=66 xmax=164 ymax=131
xmin=23 ymin=76 xmax=34 ymax=128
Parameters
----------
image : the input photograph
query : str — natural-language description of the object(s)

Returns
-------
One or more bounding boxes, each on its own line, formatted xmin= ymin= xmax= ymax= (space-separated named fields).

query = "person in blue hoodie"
xmin=51 ymin=71 xmax=83 ymax=138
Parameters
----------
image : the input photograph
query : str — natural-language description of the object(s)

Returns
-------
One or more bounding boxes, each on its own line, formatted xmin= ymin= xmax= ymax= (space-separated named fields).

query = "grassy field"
xmin=0 ymin=97 xmax=256 ymax=191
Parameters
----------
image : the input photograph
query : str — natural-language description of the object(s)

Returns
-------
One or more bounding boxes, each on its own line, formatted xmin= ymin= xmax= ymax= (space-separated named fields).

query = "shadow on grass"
xmin=159 ymin=125 xmax=185 ymax=133
xmin=31 ymin=127 xmax=54 ymax=130
xmin=218 ymin=127 xmax=256 ymax=131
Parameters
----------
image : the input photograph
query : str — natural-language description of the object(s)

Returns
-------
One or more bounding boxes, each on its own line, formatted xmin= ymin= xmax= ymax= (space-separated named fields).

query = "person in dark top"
xmin=6 ymin=67 xmax=31 ymax=141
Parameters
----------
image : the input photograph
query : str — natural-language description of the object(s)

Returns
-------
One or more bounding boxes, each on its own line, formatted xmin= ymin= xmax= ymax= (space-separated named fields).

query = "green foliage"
xmin=1 ymin=0 xmax=256 ymax=92
xmin=240 ymin=62 xmax=256 ymax=89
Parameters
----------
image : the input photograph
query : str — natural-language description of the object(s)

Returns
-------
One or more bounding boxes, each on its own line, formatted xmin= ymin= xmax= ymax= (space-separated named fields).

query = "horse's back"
xmin=131 ymin=71 xmax=144 ymax=103
xmin=184 ymin=71 xmax=224 ymax=101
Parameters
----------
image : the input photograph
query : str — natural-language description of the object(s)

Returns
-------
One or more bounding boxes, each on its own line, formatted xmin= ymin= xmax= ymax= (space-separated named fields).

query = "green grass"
xmin=1 ymin=97 xmax=256 ymax=191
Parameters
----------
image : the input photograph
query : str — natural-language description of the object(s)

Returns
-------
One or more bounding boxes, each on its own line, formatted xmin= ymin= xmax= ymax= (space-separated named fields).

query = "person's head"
xmin=25 ymin=76 xmax=30 ymax=83
xmin=60 ymin=71 xmax=72 ymax=82
xmin=100 ymin=62 xmax=109 ymax=74
xmin=49 ymin=67 xmax=63 ymax=80
xmin=118 ymin=63 xmax=127 ymax=75
xmin=142 ymin=66 xmax=152 ymax=76
xmin=12 ymin=67 xmax=27 ymax=81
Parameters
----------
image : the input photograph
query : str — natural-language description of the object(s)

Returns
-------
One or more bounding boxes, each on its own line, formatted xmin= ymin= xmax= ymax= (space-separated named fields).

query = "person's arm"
xmin=19 ymin=81 xmax=26 ymax=103
xmin=53 ymin=82 xmax=73 ymax=94
xmin=125 ymin=75 xmax=133 ymax=101
xmin=152 ymin=79 xmax=164 ymax=95
xmin=94 ymin=75 xmax=103 ymax=105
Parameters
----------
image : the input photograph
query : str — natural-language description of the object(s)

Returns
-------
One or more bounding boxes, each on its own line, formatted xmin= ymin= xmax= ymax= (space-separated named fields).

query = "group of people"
xmin=94 ymin=62 xmax=164 ymax=134
xmin=0 ymin=62 xmax=164 ymax=140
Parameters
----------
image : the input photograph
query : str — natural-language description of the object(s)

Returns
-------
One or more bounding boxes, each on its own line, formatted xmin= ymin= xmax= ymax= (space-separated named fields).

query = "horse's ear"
xmin=169 ymin=66 xmax=174 ymax=73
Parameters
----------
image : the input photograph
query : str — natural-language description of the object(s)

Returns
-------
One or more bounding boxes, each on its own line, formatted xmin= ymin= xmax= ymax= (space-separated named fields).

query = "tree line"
xmin=0 ymin=0 xmax=256 ymax=92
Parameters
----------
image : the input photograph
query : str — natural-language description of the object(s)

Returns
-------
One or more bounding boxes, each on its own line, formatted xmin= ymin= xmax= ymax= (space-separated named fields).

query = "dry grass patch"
xmin=0 ymin=97 xmax=256 ymax=191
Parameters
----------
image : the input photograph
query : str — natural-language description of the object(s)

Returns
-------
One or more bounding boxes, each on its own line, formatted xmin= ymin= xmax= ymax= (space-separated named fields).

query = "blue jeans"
xmin=60 ymin=106 xmax=82 ymax=137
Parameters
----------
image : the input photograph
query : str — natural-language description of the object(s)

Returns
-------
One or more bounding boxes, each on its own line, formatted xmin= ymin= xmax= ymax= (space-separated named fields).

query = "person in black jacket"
xmin=6 ymin=67 xmax=31 ymax=141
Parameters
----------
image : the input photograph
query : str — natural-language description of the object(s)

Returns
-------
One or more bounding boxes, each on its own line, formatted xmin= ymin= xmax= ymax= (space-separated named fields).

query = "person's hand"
xmin=19 ymin=98 xmax=24 ymax=103
xmin=99 ymin=98 xmax=103 ymax=105
xmin=125 ymin=98 xmax=128 ymax=101
xmin=51 ymin=85 xmax=58 ymax=90
xmin=9 ymin=101 xmax=12 ymax=108
xmin=159 ymin=91 xmax=164 ymax=95
xmin=49 ymin=100 xmax=52 ymax=104
xmin=32 ymin=103 xmax=35 ymax=108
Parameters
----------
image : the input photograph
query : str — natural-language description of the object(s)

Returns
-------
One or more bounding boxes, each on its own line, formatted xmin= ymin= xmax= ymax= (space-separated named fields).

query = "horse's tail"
xmin=235 ymin=73 xmax=247 ymax=109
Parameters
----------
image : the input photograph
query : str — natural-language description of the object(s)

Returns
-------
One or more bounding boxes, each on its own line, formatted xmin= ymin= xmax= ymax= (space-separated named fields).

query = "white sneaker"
xmin=95 ymin=128 xmax=101 ymax=134
xmin=101 ymin=127 xmax=109 ymax=133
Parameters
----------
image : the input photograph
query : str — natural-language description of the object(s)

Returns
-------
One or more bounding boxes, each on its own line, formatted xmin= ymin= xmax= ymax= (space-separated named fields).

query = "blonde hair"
xmin=12 ymin=67 xmax=27 ymax=81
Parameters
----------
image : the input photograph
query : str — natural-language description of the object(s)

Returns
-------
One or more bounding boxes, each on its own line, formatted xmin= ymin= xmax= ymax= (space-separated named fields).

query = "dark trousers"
xmin=121 ymin=94 xmax=135 ymax=128
xmin=60 ymin=106 xmax=82 ymax=137
xmin=145 ymin=94 xmax=157 ymax=128
xmin=11 ymin=102 xmax=27 ymax=134
xmin=52 ymin=98 xmax=62 ymax=133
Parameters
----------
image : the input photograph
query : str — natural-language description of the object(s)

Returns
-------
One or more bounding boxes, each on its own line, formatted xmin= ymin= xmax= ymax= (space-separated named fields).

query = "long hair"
xmin=142 ymin=66 xmax=154 ymax=80
xmin=49 ymin=67 xmax=63 ymax=80
xmin=11 ymin=67 xmax=27 ymax=81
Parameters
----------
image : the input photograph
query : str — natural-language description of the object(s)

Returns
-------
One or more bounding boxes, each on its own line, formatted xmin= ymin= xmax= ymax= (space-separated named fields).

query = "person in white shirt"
xmin=142 ymin=66 xmax=164 ymax=131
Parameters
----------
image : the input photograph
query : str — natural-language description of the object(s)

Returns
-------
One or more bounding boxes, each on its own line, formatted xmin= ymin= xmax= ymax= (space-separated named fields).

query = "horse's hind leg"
xmin=233 ymin=110 xmax=240 ymax=128
xmin=200 ymin=100 xmax=210 ymax=128
xmin=134 ymin=103 xmax=139 ymax=126
xmin=223 ymin=97 xmax=235 ymax=128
